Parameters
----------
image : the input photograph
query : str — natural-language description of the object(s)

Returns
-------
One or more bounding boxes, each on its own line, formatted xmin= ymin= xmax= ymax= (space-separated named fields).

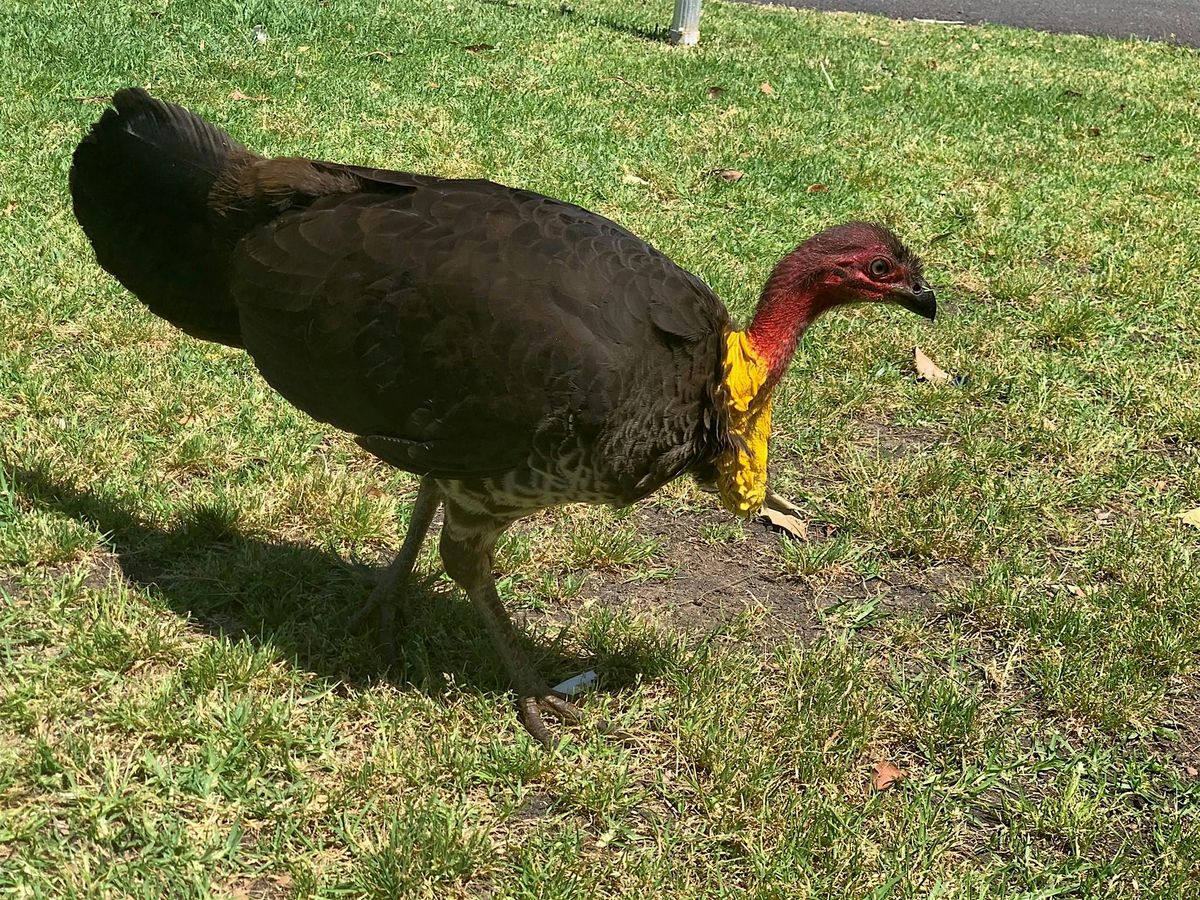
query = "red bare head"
xmin=747 ymin=222 xmax=934 ymax=376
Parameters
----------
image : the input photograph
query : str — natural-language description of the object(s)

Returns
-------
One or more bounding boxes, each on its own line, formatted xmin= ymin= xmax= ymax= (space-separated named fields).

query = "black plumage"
xmin=72 ymin=89 xmax=728 ymax=499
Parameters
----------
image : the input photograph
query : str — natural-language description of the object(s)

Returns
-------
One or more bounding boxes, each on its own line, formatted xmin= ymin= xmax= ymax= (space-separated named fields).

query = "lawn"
xmin=2 ymin=0 xmax=1199 ymax=896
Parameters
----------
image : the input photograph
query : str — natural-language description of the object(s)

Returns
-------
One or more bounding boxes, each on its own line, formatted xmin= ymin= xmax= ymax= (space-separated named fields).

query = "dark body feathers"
xmin=70 ymin=88 xmax=732 ymax=505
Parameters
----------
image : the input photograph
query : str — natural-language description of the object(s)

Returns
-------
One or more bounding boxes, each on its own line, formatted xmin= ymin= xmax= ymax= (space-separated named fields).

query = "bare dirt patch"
xmin=222 ymin=874 xmax=294 ymax=900
xmin=1159 ymin=677 xmax=1200 ymax=777
xmin=578 ymin=504 xmax=964 ymax=646
xmin=858 ymin=420 xmax=946 ymax=458
xmin=0 ymin=551 xmax=124 ymax=602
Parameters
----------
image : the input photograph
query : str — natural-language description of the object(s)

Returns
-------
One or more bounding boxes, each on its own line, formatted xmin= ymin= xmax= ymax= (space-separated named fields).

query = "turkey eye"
xmin=869 ymin=257 xmax=891 ymax=278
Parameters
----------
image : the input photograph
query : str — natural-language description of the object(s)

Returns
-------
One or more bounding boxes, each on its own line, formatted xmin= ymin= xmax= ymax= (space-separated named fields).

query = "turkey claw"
xmin=518 ymin=694 xmax=583 ymax=747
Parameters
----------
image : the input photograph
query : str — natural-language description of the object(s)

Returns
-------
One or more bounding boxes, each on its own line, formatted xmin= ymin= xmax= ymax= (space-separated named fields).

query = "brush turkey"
xmin=70 ymin=88 xmax=936 ymax=745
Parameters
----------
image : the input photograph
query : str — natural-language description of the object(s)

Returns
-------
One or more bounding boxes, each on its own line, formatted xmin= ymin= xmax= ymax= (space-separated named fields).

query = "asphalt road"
xmin=740 ymin=1 xmax=1199 ymax=46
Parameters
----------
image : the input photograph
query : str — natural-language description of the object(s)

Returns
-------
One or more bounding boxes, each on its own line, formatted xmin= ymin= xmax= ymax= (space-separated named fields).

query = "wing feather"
xmin=230 ymin=176 xmax=728 ymax=479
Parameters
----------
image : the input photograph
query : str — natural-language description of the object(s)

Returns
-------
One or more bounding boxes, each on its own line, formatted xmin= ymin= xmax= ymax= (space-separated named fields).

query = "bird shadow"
xmin=478 ymin=0 xmax=670 ymax=44
xmin=8 ymin=463 xmax=660 ymax=703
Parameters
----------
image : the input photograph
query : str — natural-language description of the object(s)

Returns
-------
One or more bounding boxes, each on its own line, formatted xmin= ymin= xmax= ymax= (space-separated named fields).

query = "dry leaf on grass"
xmin=706 ymin=85 xmax=727 ymax=99
xmin=822 ymin=728 xmax=843 ymax=752
xmin=2 ymin=202 xmax=16 ymax=215
xmin=758 ymin=505 xmax=806 ymax=539
xmin=710 ymin=168 xmax=744 ymax=182
xmin=229 ymin=89 xmax=269 ymax=102
xmin=1177 ymin=507 xmax=1200 ymax=528
xmin=806 ymin=183 xmax=828 ymax=193
xmin=914 ymin=346 xmax=955 ymax=384
xmin=760 ymin=81 xmax=775 ymax=95
xmin=872 ymin=760 xmax=904 ymax=791
xmin=621 ymin=173 xmax=650 ymax=186
xmin=757 ymin=490 xmax=807 ymax=539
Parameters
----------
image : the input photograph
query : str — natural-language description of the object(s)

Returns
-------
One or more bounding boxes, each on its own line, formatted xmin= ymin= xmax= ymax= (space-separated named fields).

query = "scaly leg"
xmin=348 ymin=477 xmax=440 ymax=665
xmin=439 ymin=501 xmax=581 ymax=747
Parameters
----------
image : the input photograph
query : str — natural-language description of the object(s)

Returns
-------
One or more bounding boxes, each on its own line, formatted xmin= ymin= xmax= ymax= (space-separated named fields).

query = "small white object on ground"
xmin=552 ymin=670 xmax=599 ymax=697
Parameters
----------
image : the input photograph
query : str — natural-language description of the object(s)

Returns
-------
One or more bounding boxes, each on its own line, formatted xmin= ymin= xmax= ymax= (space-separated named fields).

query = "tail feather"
xmin=70 ymin=88 xmax=254 ymax=346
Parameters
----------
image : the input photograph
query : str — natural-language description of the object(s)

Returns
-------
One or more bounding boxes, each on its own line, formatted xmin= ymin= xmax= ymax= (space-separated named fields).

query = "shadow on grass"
xmin=479 ymin=0 xmax=670 ymax=43
xmin=10 ymin=462 xmax=663 ymax=704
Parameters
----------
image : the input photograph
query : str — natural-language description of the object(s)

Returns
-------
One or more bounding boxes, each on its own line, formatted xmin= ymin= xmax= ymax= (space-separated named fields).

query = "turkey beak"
xmin=892 ymin=280 xmax=937 ymax=320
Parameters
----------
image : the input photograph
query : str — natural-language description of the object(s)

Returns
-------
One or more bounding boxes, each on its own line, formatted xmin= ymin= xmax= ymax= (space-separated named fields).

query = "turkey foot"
xmin=519 ymin=693 xmax=584 ymax=748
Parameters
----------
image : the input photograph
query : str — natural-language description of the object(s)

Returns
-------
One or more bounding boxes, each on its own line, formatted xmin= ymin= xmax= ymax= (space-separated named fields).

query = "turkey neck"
xmin=714 ymin=259 xmax=827 ymax=517
xmin=745 ymin=254 xmax=829 ymax=383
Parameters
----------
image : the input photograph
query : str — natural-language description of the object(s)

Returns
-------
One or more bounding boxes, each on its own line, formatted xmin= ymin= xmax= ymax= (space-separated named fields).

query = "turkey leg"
xmin=348 ymin=477 xmax=440 ymax=664
xmin=439 ymin=503 xmax=582 ymax=746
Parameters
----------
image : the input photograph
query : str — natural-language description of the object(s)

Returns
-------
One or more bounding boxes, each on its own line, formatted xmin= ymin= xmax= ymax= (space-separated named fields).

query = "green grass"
xmin=2 ymin=0 xmax=1200 ymax=895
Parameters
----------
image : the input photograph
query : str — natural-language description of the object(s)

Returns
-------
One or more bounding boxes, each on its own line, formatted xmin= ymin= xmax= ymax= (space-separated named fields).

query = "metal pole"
xmin=669 ymin=0 xmax=701 ymax=46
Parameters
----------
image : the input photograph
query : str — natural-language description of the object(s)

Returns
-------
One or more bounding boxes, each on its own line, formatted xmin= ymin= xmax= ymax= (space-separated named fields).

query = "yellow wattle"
xmin=716 ymin=329 xmax=773 ymax=517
